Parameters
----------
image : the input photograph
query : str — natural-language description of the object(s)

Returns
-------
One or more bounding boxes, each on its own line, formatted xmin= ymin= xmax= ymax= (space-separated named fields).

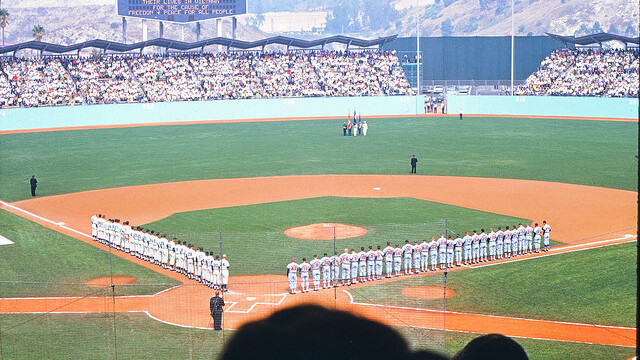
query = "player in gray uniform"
xmin=374 ymin=245 xmax=384 ymax=280
xmin=517 ymin=224 xmax=526 ymax=255
xmin=382 ymin=242 xmax=394 ymax=278
xmin=340 ymin=249 xmax=351 ymax=286
xmin=479 ymin=229 xmax=488 ymax=262
xmin=401 ymin=240 xmax=413 ymax=275
xmin=350 ymin=250 xmax=359 ymax=283
xmin=186 ymin=244 xmax=195 ymax=279
xmin=420 ymin=239 xmax=429 ymax=271
xmin=511 ymin=225 xmax=519 ymax=257
xmin=525 ymin=224 xmax=534 ymax=253
xmin=488 ymin=229 xmax=497 ymax=261
xmin=358 ymin=247 xmax=367 ymax=282
xmin=542 ymin=220 xmax=551 ymax=251
xmin=160 ymin=235 xmax=169 ymax=269
xmin=286 ymin=258 xmax=299 ymax=294
xmin=366 ymin=246 xmax=376 ymax=281
xmin=393 ymin=244 xmax=403 ymax=276
xmin=412 ymin=241 xmax=421 ymax=274
xmin=331 ymin=252 xmax=341 ymax=287
xmin=321 ymin=253 xmax=332 ymax=289
xmin=91 ymin=214 xmax=99 ymax=241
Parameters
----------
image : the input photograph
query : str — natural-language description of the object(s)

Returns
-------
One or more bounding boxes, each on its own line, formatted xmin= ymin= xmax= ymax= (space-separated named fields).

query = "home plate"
xmin=373 ymin=187 xmax=381 ymax=191
xmin=0 ymin=234 xmax=14 ymax=245
xmin=246 ymin=297 xmax=257 ymax=301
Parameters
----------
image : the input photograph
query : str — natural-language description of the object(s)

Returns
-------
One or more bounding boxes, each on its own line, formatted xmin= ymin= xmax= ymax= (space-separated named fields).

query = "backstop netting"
xmin=0 ymin=221 xmax=449 ymax=358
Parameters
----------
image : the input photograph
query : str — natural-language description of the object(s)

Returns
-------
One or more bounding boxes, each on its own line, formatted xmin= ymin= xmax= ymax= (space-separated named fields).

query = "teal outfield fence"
xmin=0 ymin=95 xmax=425 ymax=132
xmin=447 ymin=95 xmax=638 ymax=120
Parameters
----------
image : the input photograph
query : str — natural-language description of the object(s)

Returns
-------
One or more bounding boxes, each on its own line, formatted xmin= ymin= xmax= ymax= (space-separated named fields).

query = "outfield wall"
xmin=0 ymin=95 xmax=425 ymax=131
xmin=447 ymin=95 xmax=638 ymax=120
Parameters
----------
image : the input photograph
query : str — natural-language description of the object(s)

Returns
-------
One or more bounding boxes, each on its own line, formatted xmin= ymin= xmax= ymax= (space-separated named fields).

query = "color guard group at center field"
xmin=286 ymin=222 xmax=550 ymax=294
xmin=90 ymin=214 xmax=231 ymax=291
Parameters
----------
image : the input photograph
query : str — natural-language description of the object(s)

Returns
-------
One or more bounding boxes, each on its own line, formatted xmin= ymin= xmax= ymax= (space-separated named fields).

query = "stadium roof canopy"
xmin=0 ymin=35 xmax=398 ymax=55
xmin=546 ymin=32 xmax=639 ymax=47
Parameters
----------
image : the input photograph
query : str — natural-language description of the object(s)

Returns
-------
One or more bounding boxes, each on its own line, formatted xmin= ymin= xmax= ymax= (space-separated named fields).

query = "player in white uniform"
xmin=212 ymin=255 xmax=221 ymax=290
xmin=488 ymin=228 xmax=497 ymax=261
xmin=446 ymin=236 xmax=454 ymax=267
xmin=420 ymin=239 xmax=429 ymax=271
xmin=220 ymin=254 xmax=230 ymax=291
xmin=525 ymin=224 xmax=534 ymax=253
xmin=195 ymin=247 xmax=205 ymax=282
xmin=340 ymin=249 xmax=351 ymax=285
xmin=310 ymin=255 xmax=322 ymax=291
xmin=186 ymin=245 xmax=195 ymax=279
xmin=331 ymin=252 xmax=341 ymax=287
xmin=358 ymin=247 xmax=367 ymax=282
xmin=479 ymin=229 xmax=488 ymax=262
xmin=299 ymin=258 xmax=311 ymax=293
xmin=428 ymin=238 xmax=438 ymax=271
xmin=350 ymin=250 xmax=359 ymax=283
xmin=168 ymin=238 xmax=176 ymax=270
xmin=321 ymin=253 xmax=332 ymax=289
xmin=383 ymin=242 xmax=394 ymax=278
xmin=393 ymin=244 xmax=403 ymax=276
xmin=454 ymin=235 xmax=463 ymax=266
xmin=542 ymin=220 xmax=551 ymax=251
xmin=375 ymin=245 xmax=384 ymax=280
xmin=533 ymin=223 xmax=542 ymax=252
xmin=201 ymin=251 xmax=211 ymax=287
xmin=160 ymin=235 xmax=169 ymax=269
xmin=462 ymin=232 xmax=472 ymax=264
xmin=412 ymin=241 xmax=421 ymax=274
xmin=91 ymin=214 xmax=99 ymax=241
xmin=286 ymin=259 xmax=299 ymax=294
xmin=402 ymin=240 xmax=413 ymax=275
xmin=366 ymin=246 xmax=376 ymax=281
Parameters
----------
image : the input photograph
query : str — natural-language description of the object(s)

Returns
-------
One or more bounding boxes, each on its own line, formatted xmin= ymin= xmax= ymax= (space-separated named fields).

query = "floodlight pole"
xmin=510 ymin=0 xmax=514 ymax=96
xmin=416 ymin=0 xmax=421 ymax=97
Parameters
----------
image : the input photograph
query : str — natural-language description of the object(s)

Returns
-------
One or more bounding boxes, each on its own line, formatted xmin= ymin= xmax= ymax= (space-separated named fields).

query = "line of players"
xmin=285 ymin=222 xmax=551 ymax=294
xmin=90 ymin=214 xmax=231 ymax=291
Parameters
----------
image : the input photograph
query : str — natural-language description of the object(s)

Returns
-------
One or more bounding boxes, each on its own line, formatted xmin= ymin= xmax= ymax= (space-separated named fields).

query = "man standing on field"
xmin=410 ymin=155 xmax=418 ymax=174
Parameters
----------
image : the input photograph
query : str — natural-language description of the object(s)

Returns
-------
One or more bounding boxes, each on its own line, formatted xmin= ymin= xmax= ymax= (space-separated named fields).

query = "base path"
xmin=8 ymin=175 xmax=637 ymax=244
xmin=0 ymin=175 xmax=637 ymax=347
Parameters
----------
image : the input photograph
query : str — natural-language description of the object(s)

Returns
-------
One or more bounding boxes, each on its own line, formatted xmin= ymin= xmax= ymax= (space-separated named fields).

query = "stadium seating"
xmin=517 ymin=48 xmax=639 ymax=97
xmin=0 ymin=51 xmax=413 ymax=107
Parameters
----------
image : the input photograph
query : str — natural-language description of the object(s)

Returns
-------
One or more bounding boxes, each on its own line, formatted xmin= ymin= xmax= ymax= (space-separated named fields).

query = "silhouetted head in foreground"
xmin=452 ymin=334 xmax=528 ymax=360
xmin=219 ymin=304 xmax=447 ymax=360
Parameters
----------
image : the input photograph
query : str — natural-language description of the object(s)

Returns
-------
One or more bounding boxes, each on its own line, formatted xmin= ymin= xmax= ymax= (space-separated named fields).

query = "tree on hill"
xmin=591 ymin=21 xmax=603 ymax=34
xmin=0 ymin=8 xmax=8 ymax=46
xmin=32 ymin=24 xmax=45 ymax=41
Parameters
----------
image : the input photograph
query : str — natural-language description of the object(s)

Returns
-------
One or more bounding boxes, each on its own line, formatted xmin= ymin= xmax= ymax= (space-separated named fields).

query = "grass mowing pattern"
xmin=352 ymin=242 xmax=637 ymax=327
xmin=0 ymin=116 xmax=636 ymax=201
xmin=0 ymin=209 xmax=180 ymax=297
xmin=0 ymin=313 xmax=633 ymax=360
xmin=143 ymin=197 xmax=530 ymax=276
xmin=397 ymin=327 xmax=635 ymax=360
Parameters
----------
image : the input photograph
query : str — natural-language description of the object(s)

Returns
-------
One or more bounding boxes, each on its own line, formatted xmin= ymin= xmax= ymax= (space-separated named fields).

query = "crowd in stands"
xmin=0 ymin=50 xmax=413 ymax=107
xmin=517 ymin=48 xmax=638 ymax=97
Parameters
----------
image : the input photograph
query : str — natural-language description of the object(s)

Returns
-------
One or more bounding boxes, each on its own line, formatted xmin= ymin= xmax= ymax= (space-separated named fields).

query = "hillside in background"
xmin=0 ymin=0 xmax=637 ymax=45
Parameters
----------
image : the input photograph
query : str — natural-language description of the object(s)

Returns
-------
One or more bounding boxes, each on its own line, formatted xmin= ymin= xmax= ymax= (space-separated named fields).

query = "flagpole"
xmin=510 ymin=0 xmax=515 ymax=96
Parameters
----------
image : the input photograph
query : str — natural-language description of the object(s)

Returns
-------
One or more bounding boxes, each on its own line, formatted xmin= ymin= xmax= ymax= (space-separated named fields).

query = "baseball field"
xmin=0 ymin=115 xmax=636 ymax=359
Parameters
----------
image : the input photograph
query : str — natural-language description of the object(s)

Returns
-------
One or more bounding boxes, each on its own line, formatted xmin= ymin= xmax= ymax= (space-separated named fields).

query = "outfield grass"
xmin=0 ymin=209 xmax=180 ymax=297
xmin=352 ymin=242 xmax=637 ymax=327
xmin=0 ymin=116 xmax=636 ymax=202
xmin=144 ymin=197 xmax=530 ymax=275
xmin=397 ymin=327 xmax=635 ymax=360
xmin=0 ymin=313 xmax=633 ymax=360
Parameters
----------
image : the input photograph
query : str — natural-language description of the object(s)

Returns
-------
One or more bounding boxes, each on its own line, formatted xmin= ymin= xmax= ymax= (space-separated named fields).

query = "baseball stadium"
xmin=0 ymin=0 xmax=637 ymax=359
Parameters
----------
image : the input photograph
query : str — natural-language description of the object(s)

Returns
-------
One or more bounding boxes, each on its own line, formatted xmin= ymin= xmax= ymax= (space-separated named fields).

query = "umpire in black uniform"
xmin=210 ymin=291 xmax=225 ymax=330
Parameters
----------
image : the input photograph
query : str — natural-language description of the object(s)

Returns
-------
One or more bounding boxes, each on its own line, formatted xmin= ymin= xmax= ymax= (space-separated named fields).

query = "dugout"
xmin=383 ymin=36 xmax=570 ymax=88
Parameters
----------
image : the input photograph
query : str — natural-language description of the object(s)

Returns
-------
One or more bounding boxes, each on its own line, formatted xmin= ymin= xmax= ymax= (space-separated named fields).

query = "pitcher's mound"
xmin=285 ymin=223 xmax=367 ymax=240
xmin=402 ymin=285 xmax=456 ymax=299
xmin=86 ymin=276 xmax=137 ymax=287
